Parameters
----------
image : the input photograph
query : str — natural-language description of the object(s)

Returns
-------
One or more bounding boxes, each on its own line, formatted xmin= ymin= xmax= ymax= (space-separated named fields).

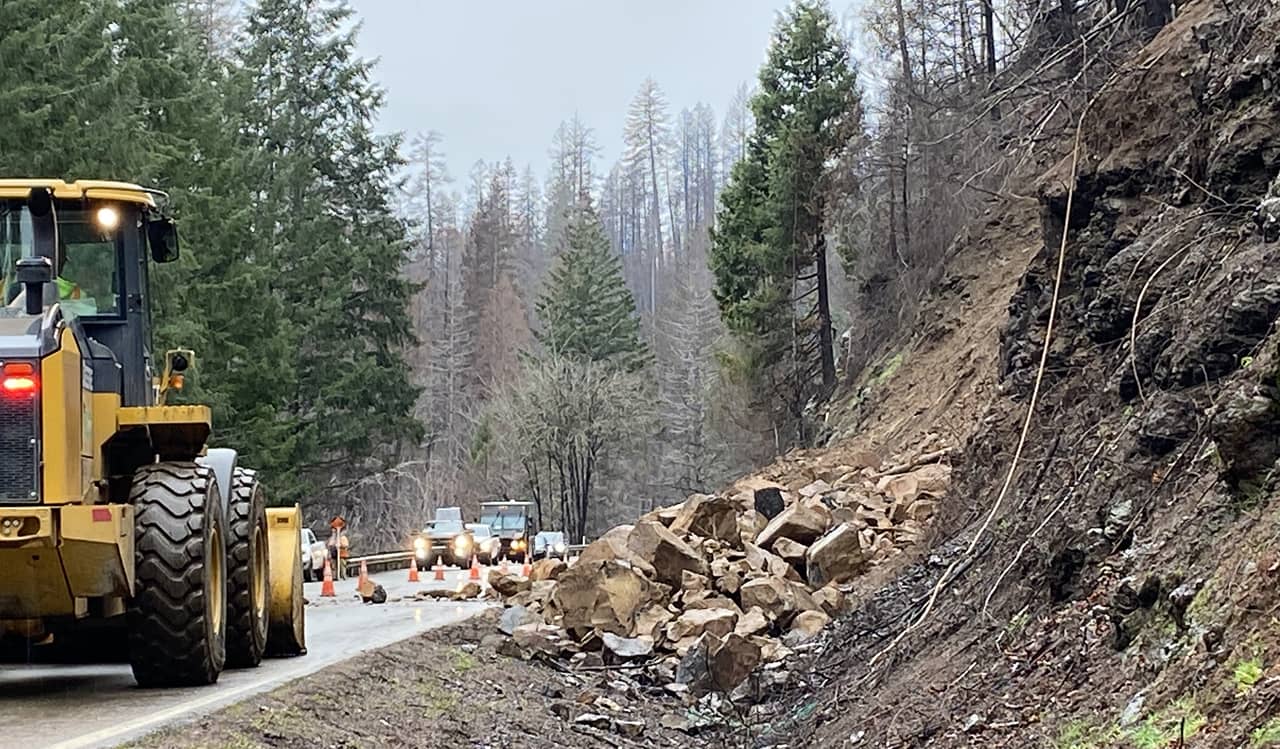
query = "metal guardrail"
xmin=343 ymin=541 xmax=592 ymax=577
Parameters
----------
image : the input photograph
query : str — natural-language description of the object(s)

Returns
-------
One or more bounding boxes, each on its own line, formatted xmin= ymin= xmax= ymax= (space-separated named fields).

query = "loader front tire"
xmin=127 ymin=463 xmax=228 ymax=687
xmin=225 ymin=467 xmax=269 ymax=668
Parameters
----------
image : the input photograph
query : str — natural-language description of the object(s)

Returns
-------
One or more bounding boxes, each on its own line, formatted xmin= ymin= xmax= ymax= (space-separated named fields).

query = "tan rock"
xmin=906 ymin=498 xmax=937 ymax=521
xmin=683 ymin=595 xmax=744 ymax=617
xmin=634 ymin=603 xmax=675 ymax=639
xmin=552 ymin=560 xmax=663 ymax=638
xmin=812 ymin=584 xmax=846 ymax=616
xmin=682 ymin=570 xmax=709 ymax=594
xmin=773 ymin=537 xmax=808 ymax=568
xmin=753 ymin=636 xmax=793 ymax=662
xmin=740 ymin=577 xmax=792 ymax=619
xmin=530 ymin=558 xmax=568 ymax=582
xmin=806 ymin=523 xmax=867 ymax=587
xmin=734 ymin=607 xmax=771 ymax=637
xmin=487 ymin=569 xmax=529 ymax=598
xmin=675 ymin=632 xmax=761 ymax=694
xmin=787 ymin=610 xmax=831 ymax=644
xmin=798 ymin=479 xmax=833 ymax=498
xmin=882 ymin=473 xmax=920 ymax=504
xmin=627 ymin=520 xmax=709 ymax=586
xmin=575 ymin=524 xmax=657 ymax=578
xmin=670 ymin=494 xmax=740 ymax=545
xmin=756 ymin=502 xmax=832 ymax=549
xmin=912 ymin=463 xmax=951 ymax=494
xmin=666 ymin=607 xmax=738 ymax=641
xmin=738 ymin=509 xmax=768 ymax=546
xmin=451 ymin=581 xmax=482 ymax=600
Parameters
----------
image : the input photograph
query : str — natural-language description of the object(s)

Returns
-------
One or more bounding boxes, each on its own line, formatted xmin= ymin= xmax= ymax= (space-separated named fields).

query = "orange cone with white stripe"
xmin=521 ymin=557 xmax=532 ymax=577
xmin=469 ymin=556 xmax=481 ymax=581
xmin=320 ymin=556 xmax=336 ymax=597
xmin=358 ymin=559 xmax=370 ymax=589
xmin=408 ymin=557 xmax=419 ymax=582
xmin=433 ymin=562 xmax=445 ymax=581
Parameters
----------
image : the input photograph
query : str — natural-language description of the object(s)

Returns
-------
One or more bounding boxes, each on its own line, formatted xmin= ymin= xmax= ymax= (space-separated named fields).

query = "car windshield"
xmin=480 ymin=510 xmax=527 ymax=531
xmin=428 ymin=519 xmax=463 ymax=534
xmin=0 ymin=200 xmax=123 ymax=319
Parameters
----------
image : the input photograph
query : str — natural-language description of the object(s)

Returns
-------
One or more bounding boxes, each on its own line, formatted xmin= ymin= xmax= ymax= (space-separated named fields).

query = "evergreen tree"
xmin=236 ymin=0 xmax=421 ymax=499
xmin=710 ymin=0 xmax=863 ymax=444
xmin=536 ymin=202 xmax=648 ymax=372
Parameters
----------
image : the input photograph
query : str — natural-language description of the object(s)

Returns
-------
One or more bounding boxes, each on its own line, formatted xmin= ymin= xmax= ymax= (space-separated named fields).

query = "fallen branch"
xmin=872 ymin=449 xmax=952 ymax=478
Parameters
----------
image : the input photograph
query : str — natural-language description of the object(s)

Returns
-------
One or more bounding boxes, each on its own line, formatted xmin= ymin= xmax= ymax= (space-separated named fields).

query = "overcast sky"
xmin=348 ymin=1 xmax=794 ymax=186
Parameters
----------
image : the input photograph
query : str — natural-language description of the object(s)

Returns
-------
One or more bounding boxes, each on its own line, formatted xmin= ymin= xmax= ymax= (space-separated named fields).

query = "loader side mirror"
xmin=16 ymin=257 xmax=52 ymax=316
xmin=147 ymin=217 xmax=180 ymax=263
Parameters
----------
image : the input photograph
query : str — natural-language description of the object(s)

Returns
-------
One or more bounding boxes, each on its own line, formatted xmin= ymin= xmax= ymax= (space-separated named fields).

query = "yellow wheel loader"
xmin=0 ymin=179 xmax=306 ymax=687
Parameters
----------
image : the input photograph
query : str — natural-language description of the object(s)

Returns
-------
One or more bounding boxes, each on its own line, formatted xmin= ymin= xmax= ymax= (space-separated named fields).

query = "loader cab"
xmin=0 ymin=184 xmax=178 ymax=407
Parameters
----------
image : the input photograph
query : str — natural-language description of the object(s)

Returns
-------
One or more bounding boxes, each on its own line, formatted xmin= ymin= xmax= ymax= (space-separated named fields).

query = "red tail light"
xmin=2 ymin=363 xmax=38 ymax=394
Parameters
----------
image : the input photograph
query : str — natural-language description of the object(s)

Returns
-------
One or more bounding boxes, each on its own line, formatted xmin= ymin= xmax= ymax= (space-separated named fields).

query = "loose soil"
xmin=128 ymin=608 xmax=702 ymax=749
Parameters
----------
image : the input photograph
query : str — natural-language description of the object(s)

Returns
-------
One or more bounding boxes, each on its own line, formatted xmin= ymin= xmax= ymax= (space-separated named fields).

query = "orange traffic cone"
xmin=358 ymin=559 xmax=370 ymax=589
xmin=521 ymin=557 xmax=532 ymax=577
xmin=469 ymin=556 xmax=481 ymax=581
xmin=433 ymin=562 xmax=445 ymax=581
xmin=408 ymin=557 xmax=420 ymax=582
xmin=320 ymin=556 xmax=336 ymax=597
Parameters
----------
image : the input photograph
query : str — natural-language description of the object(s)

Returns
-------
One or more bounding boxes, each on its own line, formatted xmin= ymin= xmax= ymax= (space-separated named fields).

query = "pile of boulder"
xmin=489 ymin=440 xmax=952 ymax=696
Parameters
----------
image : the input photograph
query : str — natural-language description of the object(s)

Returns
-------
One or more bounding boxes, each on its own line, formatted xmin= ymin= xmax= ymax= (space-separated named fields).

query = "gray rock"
xmin=499 ymin=604 xmax=537 ymax=635
xmin=602 ymin=632 xmax=654 ymax=661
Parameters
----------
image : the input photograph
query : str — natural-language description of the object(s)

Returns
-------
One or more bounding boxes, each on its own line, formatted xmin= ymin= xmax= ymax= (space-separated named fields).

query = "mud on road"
xmin=127 ymin=609 xmax=704 ymax=749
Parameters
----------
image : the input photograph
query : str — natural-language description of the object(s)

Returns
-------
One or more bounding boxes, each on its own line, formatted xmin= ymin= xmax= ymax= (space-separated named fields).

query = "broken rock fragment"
xmin=666 ymin=607 xmax=738 ymax=641
xmin=627 ymin=520 xmax=709 ymax=586
xmin=602 ymin=632 xmax=655 ymax=661
xmin=806 ymin=523 xmax=867 ymax=587
xmin=530 ymin=558 xmax=568 ymax=582
xmin=756 ymin=501 xmax=832 ymax=548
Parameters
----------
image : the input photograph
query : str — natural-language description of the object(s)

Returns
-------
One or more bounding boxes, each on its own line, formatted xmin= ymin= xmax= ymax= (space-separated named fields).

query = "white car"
xmin=300 ymin=527 xmax=327 ymax=582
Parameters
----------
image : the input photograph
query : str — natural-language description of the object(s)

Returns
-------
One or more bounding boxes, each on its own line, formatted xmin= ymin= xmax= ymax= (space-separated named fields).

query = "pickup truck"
xmin=300 ymin=527 xmax=327 ymax=582
xmin=413 ymin=517 xmax=474 ymax=569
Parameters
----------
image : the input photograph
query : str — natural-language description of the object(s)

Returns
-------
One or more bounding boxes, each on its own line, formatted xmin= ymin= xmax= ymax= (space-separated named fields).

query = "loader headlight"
xmin=512 ymin=539 xmax=526 ymax=551
xmin=413 ymin=538 xmax=426 ymax=551
xmin=96 ymin=206 xmax=120 ymax=230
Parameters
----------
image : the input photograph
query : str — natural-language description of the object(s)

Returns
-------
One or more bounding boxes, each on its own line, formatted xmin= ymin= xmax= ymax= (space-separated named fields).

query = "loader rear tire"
xmin=225 ymin=467 xmax=269 ymax=669
xmin=127 ymin=463 xmax=227 ymax=687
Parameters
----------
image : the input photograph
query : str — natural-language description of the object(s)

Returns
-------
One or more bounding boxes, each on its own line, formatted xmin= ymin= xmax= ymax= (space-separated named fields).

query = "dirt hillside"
xmin=742 ymin=0 xmax=1280 ymax=745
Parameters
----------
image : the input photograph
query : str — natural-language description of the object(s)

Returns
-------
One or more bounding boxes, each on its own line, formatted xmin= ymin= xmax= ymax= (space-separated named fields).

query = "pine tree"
xmin=236 ymin=0 xmax=422 ymax=499
xmin=536 ymin=202 xmax=648 ymax=372
xmin=710 ymin=0 xmax=863 ymax=445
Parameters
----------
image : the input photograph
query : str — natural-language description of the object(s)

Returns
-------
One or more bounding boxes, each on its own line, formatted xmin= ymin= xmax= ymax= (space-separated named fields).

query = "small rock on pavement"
xmin=499 ymin=605 xmax=538 ymax=635
xmin=451 ymin=581 xmax=481 ymax=600
xmin=360 ymin=582 xmax=387 ymax=604
xmin=488 ymin=569 xmax=528 ymax=597
xmin=602 ymin=632 xmax=654 ymax=661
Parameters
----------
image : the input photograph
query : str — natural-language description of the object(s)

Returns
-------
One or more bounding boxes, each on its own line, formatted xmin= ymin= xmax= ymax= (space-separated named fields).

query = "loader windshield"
xmin=0 ymin=200 xmax=123 ymax=319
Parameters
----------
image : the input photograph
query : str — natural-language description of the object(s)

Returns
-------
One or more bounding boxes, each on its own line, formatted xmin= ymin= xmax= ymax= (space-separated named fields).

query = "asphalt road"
xmin=0 ymin=567 xmax=493 ymax=749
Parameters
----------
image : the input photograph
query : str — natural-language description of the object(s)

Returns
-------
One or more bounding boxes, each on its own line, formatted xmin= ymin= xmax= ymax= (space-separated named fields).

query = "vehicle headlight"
xmin=414 ymin=538 xmax=426 ymax=550
xmin=513 ymin=539 xmax=526 ymax=550
xmin=453 ymin=536 xmax=471 ymax=551
xmin=554 ymin=542 xmax=566 ymax=553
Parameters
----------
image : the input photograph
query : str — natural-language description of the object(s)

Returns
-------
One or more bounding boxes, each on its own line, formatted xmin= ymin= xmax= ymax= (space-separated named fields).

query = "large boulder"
xmin=756 ymin=501 xmax=832 ymax=549
xmin=552 ymin=560 xmax=663 ymax=638
xmin=669 ymin=494 xmax=741 ymax=545
xmin=805 ymin=523 xmax=867 ymax=587
xmin=675 ymin=632 xmax=762 ymax=695
xmin=739 ymin=577 xmax=793 ymax=620
xmin=627 ymin=520 xmax=709 ymax=586
xmin=666 ymin=607 xmax=738 ymax=641
xmin=745 ymin=543 xmax=802 ymax=582
xmin=530 ymin=558 xmax=567 ymax=582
